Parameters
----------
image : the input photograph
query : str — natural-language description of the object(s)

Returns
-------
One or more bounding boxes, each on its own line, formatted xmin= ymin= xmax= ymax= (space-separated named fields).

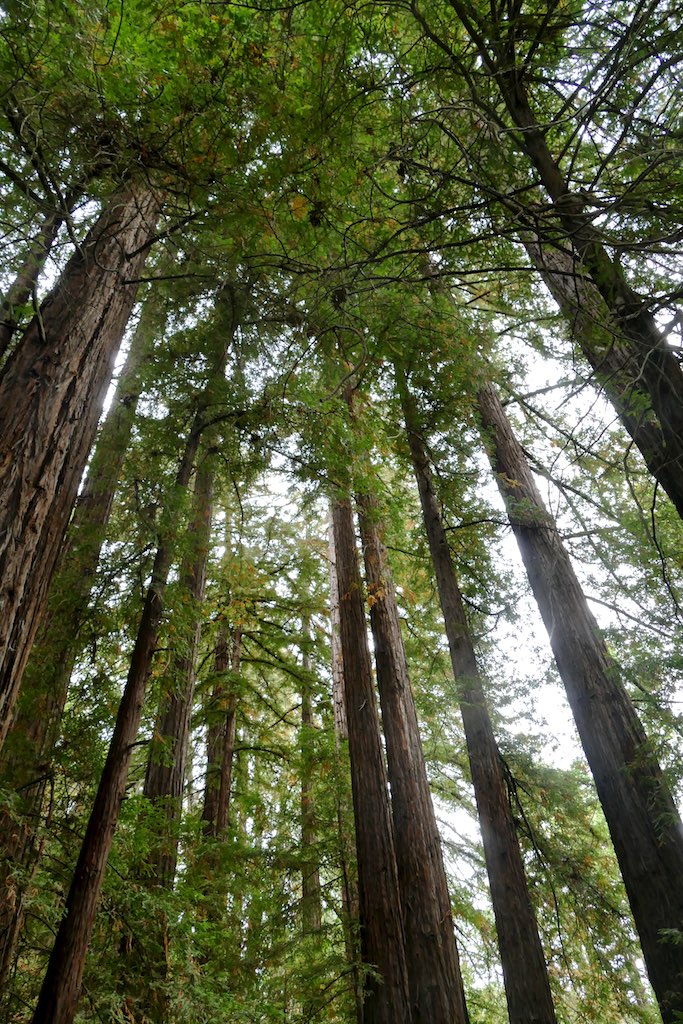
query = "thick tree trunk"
xmin=524 ymin=237 xmax=683 ymax=518
xmin=0 ymin=309 xmax=153 ymax=992
xmin=357 ymin=493 xmax=470 ymax=1024
xmin=0 ymin=208 xmax=63 ymax=361
xmin=300 ymin=617 xmax=322 ymax=935
xmin=477 ymin=381 xmax=683 ymax=1023
xmin=30 ymin=414 xmax=203 ymax=1024
xmin=0 ymin=186 xmax=161 ymax=750
xmin=331 ymin=499 xmax=412 ymax=1024
xmin=400 ymin=377 xmax=557 ymax=1024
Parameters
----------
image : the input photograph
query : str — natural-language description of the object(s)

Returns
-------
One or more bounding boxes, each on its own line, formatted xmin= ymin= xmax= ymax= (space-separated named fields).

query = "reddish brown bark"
xmin=400 ymin=377 xmax=557 ymax=1024
xmin=357 ymin=493 xmax=470 ymax=1024
xmin=0 ymin=186 xmax=161 ymax=750
xmin=331 ymin=498 xmax=412 ymax=1024
xmin=477 ymin=381 xmax=683 ymax=1023
xmin=0 ymin=310 xmax=153 ymax=991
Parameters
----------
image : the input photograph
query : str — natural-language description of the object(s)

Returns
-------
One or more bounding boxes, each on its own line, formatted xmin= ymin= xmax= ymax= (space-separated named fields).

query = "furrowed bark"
xmin=0 ymin=186 xmax=161 ymax=750
xmin=0 ymin=307 xmax=153 ymax=991
xmin=331 ymin=498 xmax=412 ymax=1024
xmin=357 ymin=493 xmax=470 ymax=1024
xmin=400 ymin=375 xmax=557 ymax=1024
xmin=477 ymin=380 xmax=683 ymax=1022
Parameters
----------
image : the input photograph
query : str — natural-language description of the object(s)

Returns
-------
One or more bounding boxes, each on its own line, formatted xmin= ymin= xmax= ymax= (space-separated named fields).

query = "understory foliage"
xmin=0 ymin=0 xmax=682 ymax=1022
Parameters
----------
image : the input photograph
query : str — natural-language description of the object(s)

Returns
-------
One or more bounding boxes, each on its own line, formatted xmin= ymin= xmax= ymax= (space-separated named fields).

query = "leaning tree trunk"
xmin=0 ymin=185 xmax=161 ymax=750
xmin=477 ymin=380 xmax=683 ymax=1023
xmin=357 ymin=493 xmax=470 ymax=1024
xmin=0 ymin=307 xmax=154 ymax=992
xmin=524 ymin=237 xmax=683 ymax=519
xmin=0 ymin=207 xmax=63 ymax=362
xmin=201 ymin=626 xmax=240 ymax=840
xmin=399 ymin=375 xmax=557 ymax=1024
xmin=331 ymin=498 xmax=412 ymax=1024
xmin=29 ymin=402 xmax=206 ymax=1024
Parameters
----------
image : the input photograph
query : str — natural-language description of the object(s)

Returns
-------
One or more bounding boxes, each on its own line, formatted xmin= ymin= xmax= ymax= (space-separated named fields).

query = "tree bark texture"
xmin=331 ymin=498 xmax=412 ymax=1024
xmin=0 ymin=308 xmax=153 ymax=991
xmin=357 ymin=493 xmax=470 ymax=1024
xmin=30 ymin=414 xmax=204 ymax=1024
xmin=400 ymin=378 xmax=557 ymax=1024
xmin=525 ymin=237 xmax=683 ymax=519
xmin=0 ymin=186 xmax=161 ymax=751
xmin=477 ymin=381 xmax=683 ymax=1023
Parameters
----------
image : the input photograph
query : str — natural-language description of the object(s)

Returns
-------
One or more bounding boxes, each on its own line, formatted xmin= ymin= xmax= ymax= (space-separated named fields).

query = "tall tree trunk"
xmin=436 ymin=3 xmax=683 ymax=503
xmin=399 ymin=375 xmax=557 ymax=1024
xmin=331 ymin=498 xmax=411 ymax=1024
xmin=29 ymin=398 xmax=207 ymax=1024
xmin=327 ymin=517 xmax=363 ymax=1024
xmin=144 ymin=454 xmax=216 ymax=887
xmin=201 ymin=628 xmax=240 ymax=840
xmin=524 ymin=237 xmax=683 ymax=519
xmin=133 ymin=454 xmax=215 ymax=1023
xmin=477 ymin=380 xmax=683 ymax=1023
xmin=0 ymin=207 xmax=63 ymax=361
xmin=300 ymin=616 xmax=322 ymax=935
xmin=0 ymin=308 xmax=154 ymax=993
xmin=0 ymin=185 xmax=161 ymax=750
xmin=357 ymin=493 xmax=470 ymax=1024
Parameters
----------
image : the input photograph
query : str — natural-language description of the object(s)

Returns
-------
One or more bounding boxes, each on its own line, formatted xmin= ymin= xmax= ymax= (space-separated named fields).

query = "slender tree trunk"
xmin=0 ymin=185 xmax=161 ymax=750
xmin=327 ymin=518 xmax=363 ymax=1024
xmin=300 ymin=617 xmax=322 ymax=935
xmin=202 ymin=628 xmax=240 ymax=840
xmin=524 ymin=237 xmax=683 ymax=518
xmin=0 ymin=308 xmax=154 ymax=992
xmin=29 ymin=404 xmax=205 ymax=1024
xmin=477 ymin=380 xmax=683 ymax=1023
xmin=144 ymin=455 xmax=216 ymax=886
xmin=0 ymin=208 xmax=62 ymax=361
xmin=357 ymin=493 xmax=470 ymax=1024
xmin=399 ymin=375 xmax=557 ymax=1024
xmin=331 ymin=498 xmax=412 ymax=1024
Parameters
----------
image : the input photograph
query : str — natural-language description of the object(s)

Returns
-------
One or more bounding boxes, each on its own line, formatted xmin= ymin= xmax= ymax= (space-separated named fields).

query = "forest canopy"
xmin=0 ymin=2 xmax=682 ymax=1024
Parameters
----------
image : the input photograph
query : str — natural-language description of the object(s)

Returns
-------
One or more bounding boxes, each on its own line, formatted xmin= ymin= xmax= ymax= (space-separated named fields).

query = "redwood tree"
xmin=477 ymin=379 xmax=683 ymax=1022
xmin=0 ymin=185 xmax=161 ymax=749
